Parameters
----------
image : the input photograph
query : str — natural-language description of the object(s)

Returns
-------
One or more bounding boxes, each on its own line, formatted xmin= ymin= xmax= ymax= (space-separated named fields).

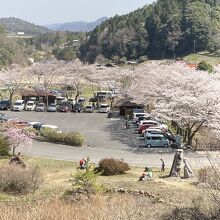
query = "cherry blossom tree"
xmin=125 ymin=61 xmax=220 ymax=146
xmin=4 ymin=127 xmax=35 ymax=155
xmin=0 ymin=64 xmax=26 ymax=103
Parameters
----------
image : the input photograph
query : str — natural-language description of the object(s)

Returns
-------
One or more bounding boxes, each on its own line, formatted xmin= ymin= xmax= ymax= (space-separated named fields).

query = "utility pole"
xmin=193 ymin=40 xmax=196 ymax=54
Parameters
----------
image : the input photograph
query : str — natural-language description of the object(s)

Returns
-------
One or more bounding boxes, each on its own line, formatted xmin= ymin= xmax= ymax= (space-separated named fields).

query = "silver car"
xmin=47 ymin=103 xmax=57 ymax=112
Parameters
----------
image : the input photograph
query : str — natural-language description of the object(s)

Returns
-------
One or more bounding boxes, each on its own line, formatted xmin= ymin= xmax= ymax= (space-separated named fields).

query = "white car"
xmin=25 ymin=101 xmax=36 ymax=111
xmin=85 ymin=105 xmax=94 ymax=113
xmin=40 ymin=124 xmax=62 ymax=133
xmin=13 ymin=100 xmax=25 ymax=111
xmin=133 ymin=113 xmax=149 ymax=122
xmin=99 ymin=104 xmax=110 ymax=113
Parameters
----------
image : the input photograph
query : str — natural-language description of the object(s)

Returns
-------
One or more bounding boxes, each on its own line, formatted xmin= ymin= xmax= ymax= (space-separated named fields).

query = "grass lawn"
xmin=183 ymin=51 xmax=220 ymax=65
xmin=0 ymin=156 xmax=199 ymax=205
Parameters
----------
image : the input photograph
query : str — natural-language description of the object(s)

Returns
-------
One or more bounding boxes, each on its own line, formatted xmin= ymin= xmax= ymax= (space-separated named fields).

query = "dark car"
xmin=0 ymin=113 xmax=8 ymax=122
xmin=60 ymin=102 xmax=72 ymax=112
xmin=0 ymin=100 xmax=11 ymax=110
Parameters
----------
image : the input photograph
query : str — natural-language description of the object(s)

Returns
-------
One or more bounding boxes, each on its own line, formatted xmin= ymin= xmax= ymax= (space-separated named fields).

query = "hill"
xmin=0 ymin=17 xmax=51 ymax=35
xmin=79 ymin=0 xmax=220 ymax=63
xmin=45 ymin=17 xmax=108 ymax=32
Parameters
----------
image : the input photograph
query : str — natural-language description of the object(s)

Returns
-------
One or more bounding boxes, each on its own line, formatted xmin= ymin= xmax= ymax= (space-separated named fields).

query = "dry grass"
xmin=0 ymin=156 xmax=218 ymax=219
xmin=0 ymin=194 xmax=171 ymax=220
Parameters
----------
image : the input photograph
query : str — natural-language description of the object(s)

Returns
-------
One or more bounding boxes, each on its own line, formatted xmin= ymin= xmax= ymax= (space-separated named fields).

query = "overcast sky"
xmin=0 ymin=0 xmax=154 ymax=25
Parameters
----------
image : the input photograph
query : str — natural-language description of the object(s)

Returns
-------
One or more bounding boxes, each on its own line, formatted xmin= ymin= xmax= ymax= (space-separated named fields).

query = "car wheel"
xmin=146 ymin=144 xmax=151 ymax=148
xmin=164 ymin=144 xmax=168 ymax=148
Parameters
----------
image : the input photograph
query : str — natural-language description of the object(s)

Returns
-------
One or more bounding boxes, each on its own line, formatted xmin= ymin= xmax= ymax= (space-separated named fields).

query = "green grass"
xmin=183 ymin=51 xmax=220 ymax=65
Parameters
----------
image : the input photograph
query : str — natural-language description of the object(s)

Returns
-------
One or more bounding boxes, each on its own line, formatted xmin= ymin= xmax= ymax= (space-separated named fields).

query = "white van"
xmin=13 ymin=100 xmax=25 ymax=111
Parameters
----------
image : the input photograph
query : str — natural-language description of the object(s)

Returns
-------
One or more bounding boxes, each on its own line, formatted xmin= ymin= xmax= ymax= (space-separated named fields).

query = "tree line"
xmin=79 ymin=0 xmax=220 ymax=63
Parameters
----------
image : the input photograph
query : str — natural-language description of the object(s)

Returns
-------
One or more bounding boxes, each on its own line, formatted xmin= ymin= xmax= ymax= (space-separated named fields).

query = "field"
xmin=0 ymin=156 xmax=217 ymax=220
xmin=183 ymin=51 xmax=220 ymax=65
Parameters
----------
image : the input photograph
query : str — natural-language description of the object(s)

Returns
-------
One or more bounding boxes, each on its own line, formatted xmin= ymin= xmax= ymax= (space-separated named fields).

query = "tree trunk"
xmin=12 ymin=146 xmax=16 ymax=156
xmin=75 ymin=91 xmax=80 ymax=103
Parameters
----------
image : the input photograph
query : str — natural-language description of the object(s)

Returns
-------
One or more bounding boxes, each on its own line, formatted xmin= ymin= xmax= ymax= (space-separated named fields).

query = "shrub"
xmin=96 ymin=158 xmax=130 ymax=176
xmin=0 ymin=135 xmax=10 ymax=156
xmin=138 ymin=55 xmax=148 ymax=63
xmin=197 ymin=166 xmax=220 ymax=190
xmin=197 ymin=60 xmax=214 ymax=73
xmin=41 ymin=129 xmax=85 ymax=146
xmin=0 ymin=165 xmax=43 ymax=194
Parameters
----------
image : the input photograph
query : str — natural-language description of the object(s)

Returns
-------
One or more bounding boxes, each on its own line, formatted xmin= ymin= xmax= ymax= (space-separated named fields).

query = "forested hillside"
xmin=0 ymin=26 xmax=28 ymax=68
xmin=80 ymin=0 xmax=220 ymax=63
xmin=0 ymin=17 xmax=50 ymax=35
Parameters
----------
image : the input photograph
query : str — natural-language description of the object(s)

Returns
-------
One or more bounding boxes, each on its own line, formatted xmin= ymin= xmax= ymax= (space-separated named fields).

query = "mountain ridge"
xmin=45 ymin=17 xmax=108 ymax=32
xmin=0 ymin=17 xmax=50 ymax=35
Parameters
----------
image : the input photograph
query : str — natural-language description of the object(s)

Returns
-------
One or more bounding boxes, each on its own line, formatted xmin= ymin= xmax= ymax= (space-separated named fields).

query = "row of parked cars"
xmin=0 ymin=99 xmax=111 ymax=113
xmin=131 ymin=112 xmax=179 ymax=148
xmin=0 ymin=112 xmax=61 ymax=133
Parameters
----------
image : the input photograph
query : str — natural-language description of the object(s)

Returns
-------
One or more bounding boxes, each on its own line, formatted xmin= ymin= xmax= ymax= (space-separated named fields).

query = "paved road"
xmin=1 ymin=110 xmax=218 ymax=167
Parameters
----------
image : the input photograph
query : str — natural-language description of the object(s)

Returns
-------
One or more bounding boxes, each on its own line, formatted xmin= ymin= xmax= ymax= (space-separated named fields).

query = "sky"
xmin=0 ymin=0 xmax=154 ymax=25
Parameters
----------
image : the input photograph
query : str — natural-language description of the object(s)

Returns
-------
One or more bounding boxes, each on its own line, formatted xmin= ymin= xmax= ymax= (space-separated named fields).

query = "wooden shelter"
xmin=116 ymin=100 xmax=144 ymax=118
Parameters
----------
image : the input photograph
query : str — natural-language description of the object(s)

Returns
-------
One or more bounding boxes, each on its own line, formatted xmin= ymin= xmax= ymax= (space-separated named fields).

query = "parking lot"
xmin=0 ymin=110 xmax=215 ymax=167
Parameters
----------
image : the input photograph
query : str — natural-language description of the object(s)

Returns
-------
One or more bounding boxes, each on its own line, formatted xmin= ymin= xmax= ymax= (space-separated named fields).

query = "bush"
xmin=197 ymin=166 xmax=220 ymax=190
xmin=197 ymin=60 xmax=214 ymax=73
xmin=41 ymin=130 xmax=85 ymax=146
xmin=96 ymin=158 xmax=130 ymax=176
xmin=0 ymin=165 xmax=43 ymax=194
xmin=138 ymin=55 xmax=148 ymax=63
xmin=0 ymin=135 xmax=10 ymax=156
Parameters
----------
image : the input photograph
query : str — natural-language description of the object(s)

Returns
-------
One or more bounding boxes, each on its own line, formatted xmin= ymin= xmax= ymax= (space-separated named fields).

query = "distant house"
xmin=17 ymin=32 xmax=25 ymax=35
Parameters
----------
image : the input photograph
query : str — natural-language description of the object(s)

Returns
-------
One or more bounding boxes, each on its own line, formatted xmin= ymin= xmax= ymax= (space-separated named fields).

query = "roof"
xmin=117 ymin=100 xmax=144 ymax=108
xmin=21 ymin=90 xmax=57 ymax=97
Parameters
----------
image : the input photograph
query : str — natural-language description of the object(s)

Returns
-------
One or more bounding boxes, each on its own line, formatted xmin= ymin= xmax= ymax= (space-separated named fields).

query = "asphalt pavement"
xmin=1 ymin=110 xmax=218 ymax=168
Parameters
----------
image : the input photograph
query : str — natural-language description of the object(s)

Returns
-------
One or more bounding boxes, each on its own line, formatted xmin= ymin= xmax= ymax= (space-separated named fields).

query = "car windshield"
xmin=0 ymin=101 xmax=9 ymax=104
xmin=50 ymin=104 xmax=56 ymax=107
xmin=100 ymin=105 xmax=108 ymax=108
xmin=86 ymin=106 xmax=92 ymax=108
xmin=27 ymin=103 xmax=33 ymax=106
xmin=38 ymin=104 xmax=44 ymax=107
xmin=14 ymin=102 xmax=22 ymax=106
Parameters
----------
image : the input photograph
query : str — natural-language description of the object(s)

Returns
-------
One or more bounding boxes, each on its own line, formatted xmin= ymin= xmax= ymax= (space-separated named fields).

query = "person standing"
xmin=160 ymin=159 xmax=165 ymax=172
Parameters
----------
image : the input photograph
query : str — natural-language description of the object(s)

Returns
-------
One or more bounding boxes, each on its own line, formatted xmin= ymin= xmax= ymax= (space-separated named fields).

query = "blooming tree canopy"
xmin=5 ymin=127 xmax=35 ymax=155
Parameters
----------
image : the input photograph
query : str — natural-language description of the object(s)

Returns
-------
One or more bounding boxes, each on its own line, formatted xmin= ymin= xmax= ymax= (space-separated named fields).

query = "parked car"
xmin=8 ymin=118 xmax=29 ymax=128
xmin=35 ymin=103 xmax=46 ymax=112
xmin=28 ymin=122 xmax=43 ymax=130
xmin=60 ymin=102 xmax=72 ymax=112
xmin=0 ymin=100 xmax=11 ymax=110
xmin=99 ymin=104 xmax=110 ymax=113
xmin=25 ymin=101 xmax=36 ymax=111
xmin=143 ymin=127 xmax=163 ymax=137
xmin=85 ymin=105 xmax=94 ymax=113
xmin=145 ymin=134 xmax=169 ymax=148
xmin=40 ymin=124 xmax=62 ymax=133
xmin=47 ymin=103 xmax=57 ymax=112
xmin=0 ymin=113 xmax=8 ymax=122
xmin=138 ymin=120 xmax=158 ymax=129
xmin=12 ymin=100 xmax=25 ymax=111
xmin=78 ymin=97 xmax=85 ymax=104
xmin=138 ymin=121 xmax=158 ymax=134
xmin=133 ymin=113 xmax=149 ymax=122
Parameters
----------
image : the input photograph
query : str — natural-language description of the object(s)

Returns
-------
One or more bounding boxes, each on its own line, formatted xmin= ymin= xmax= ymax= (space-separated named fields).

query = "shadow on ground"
xmin=104 ymin=117 xmax=175 ymax=155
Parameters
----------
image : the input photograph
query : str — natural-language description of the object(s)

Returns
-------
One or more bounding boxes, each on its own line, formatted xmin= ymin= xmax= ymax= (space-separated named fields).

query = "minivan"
xmin=145 ymin=134 xmax=169 ymax=148
xmin=13 ymin=100 xmax=25 ymax=111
